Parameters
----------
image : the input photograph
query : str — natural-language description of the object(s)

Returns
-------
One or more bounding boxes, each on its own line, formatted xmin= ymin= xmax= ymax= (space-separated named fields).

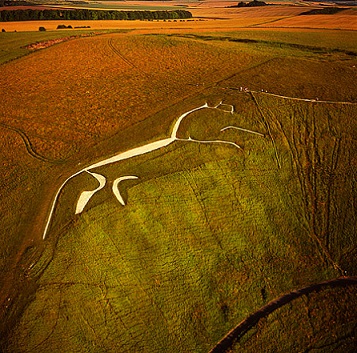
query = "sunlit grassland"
xmin=6 ymin=91 xmax=356 ymax=351
xmin=183 ymin=28 xmax=357 ymax=53
xmin=259 ymin=10 xmax=357 ymax=31
xmin=0 ymin=28 xmax=356 ymax=351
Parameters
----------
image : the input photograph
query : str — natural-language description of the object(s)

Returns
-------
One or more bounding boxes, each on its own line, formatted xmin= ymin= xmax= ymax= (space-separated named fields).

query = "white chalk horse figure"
xmin=43 ymin=102 xmax=263 ymax=240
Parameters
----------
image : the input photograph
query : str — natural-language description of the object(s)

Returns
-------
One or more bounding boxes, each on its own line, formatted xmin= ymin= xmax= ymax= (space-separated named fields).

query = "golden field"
xmin=1 ymin=3 xmax=356 ymax=32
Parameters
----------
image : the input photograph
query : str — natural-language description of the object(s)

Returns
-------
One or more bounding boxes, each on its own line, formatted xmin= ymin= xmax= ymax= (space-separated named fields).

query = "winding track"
xmin=0 ymin=122 xmax=67 ymax=164
xmin=249 ymin=91 xmax=281 ymax=169
xmin=208 ymin=276 xmax=357 ymax=353
xmin=108 ymin=38 xmax=137 ymax=69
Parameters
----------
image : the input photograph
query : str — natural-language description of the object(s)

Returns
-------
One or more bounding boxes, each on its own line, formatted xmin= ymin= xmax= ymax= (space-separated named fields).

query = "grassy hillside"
xmin=0 ymin=28 xmax=356 ymax=351
xmin=0 ymin=30 xmax=116 ymax=65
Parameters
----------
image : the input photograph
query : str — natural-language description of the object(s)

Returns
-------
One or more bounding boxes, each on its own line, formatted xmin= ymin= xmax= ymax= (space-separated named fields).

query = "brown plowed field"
xmin=0 ymin=34 xmax=254 ymax=158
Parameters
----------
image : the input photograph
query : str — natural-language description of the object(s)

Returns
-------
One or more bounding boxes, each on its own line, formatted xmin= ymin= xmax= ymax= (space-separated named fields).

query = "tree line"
xmin=231 ymin=1 xmax=267 ymax=7
xmin=0 ymin=8 xmax=193 ymax=21
xmin=1 ymin=0 xmax=34 ymax=6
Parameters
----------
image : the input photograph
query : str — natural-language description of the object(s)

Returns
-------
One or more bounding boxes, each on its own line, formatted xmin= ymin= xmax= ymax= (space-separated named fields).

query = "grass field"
xmin=0 ymin=3 xmax=356 ymax=352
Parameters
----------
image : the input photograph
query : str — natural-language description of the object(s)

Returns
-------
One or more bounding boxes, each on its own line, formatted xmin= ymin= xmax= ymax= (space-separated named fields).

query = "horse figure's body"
xmin=43 ymin=102 xmax=261 ymax=240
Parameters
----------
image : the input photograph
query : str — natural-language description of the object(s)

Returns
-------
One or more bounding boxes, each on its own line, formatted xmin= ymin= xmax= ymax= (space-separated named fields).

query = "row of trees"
xmin=0 ymin=9 xmax=193 ymax=21
xmin=233 ymin=1 xmax=267 ymax=7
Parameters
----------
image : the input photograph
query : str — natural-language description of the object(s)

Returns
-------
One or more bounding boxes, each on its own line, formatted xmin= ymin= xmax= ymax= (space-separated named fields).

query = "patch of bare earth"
xmin=23 ymin=34 xmax=96 ymax=51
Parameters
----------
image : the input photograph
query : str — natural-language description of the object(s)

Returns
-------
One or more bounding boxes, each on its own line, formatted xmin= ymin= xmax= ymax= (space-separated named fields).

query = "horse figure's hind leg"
xmin=113 ymin=175 xmax=139 ymax=206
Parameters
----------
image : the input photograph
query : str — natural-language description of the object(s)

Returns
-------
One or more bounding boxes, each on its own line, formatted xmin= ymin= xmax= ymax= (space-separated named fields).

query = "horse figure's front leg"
xmin=75 ymin=171 xmax=106 ymax=214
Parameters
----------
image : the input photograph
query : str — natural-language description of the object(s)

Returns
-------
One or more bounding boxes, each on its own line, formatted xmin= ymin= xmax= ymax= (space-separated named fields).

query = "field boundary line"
xmin=255 ymin=25 xmax=357 ymax=32
xmin=208 ymin=276 xmax=357 ymax=353
xmin=170 ymin=34 xmax=357 ymax=58
xmin=248 ymin=15 xmax=298 ymax=28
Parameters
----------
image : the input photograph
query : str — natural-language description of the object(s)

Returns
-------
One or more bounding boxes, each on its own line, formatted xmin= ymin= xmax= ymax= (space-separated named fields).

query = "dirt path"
xmin=226 ymin=87 xmax=357 ymax=105
xmin=249 ymin=91 xmax=281 ymax=169
xmin=107 ymin=37 xmax=137 ymax=69
xmin=208 ymin=276 xmax=357 ymax=353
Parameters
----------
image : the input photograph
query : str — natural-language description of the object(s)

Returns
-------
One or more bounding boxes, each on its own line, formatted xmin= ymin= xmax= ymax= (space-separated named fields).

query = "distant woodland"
xmin=0 ymin=8 xmax=193 ymax=21
xmin=231 ymin=0 xmax=267 ymax=7
xmin=0 ymin=0 xmax=34 ymax=5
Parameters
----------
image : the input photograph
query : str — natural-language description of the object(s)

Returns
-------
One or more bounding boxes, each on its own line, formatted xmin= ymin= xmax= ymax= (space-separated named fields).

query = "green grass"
xmin=5 ymin=92 xmax=356 ymax=351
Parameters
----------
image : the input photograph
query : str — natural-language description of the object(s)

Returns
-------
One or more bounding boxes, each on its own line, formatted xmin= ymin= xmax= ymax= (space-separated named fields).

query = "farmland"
xmin=0 ymin=1 xmax=357 ymax=352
